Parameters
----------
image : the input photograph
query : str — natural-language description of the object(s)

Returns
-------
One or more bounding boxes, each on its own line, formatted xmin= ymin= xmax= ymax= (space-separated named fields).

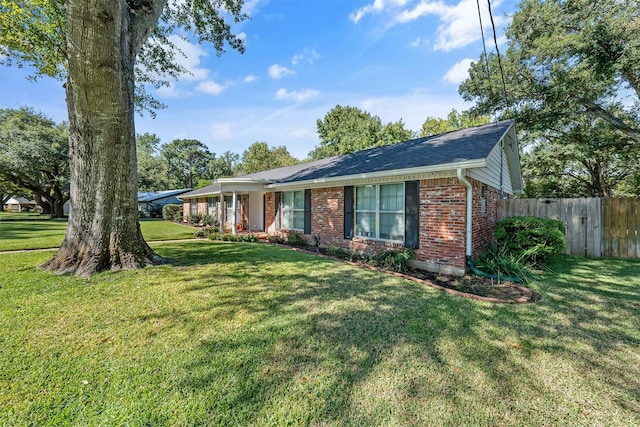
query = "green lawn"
xmin=0 ymin=218 xmax=197 ymax=251
xmin=0 ymin=240 xmax=638 ymax=426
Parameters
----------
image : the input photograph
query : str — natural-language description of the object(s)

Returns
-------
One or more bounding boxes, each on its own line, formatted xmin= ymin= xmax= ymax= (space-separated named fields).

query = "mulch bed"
xmin=297 ymin=246 xmax=540 ymax=304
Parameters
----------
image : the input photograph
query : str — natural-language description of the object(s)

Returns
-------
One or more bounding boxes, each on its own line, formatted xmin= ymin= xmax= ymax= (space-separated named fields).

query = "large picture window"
xmin=355 ymin=183 xmax=405 ymax=241
xmin=282 ymin=190 xmax=305 ymax=231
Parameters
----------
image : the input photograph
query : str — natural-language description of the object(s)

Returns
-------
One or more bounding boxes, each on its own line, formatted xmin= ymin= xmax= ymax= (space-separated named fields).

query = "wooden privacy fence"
xmin=497 ymin=198 xmax=640 ymax=258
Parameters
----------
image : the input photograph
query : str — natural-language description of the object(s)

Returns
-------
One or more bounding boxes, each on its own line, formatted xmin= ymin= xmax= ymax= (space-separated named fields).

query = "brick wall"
xmin=310 ymin=187 xmax=344 ymax=246
xmin=265 ymin=192 xmax=276 ymax=233
xmin=470 ymin=179 xmax=500 ymax=258
xmin=413 ymin=178 xmax=467 ymax=274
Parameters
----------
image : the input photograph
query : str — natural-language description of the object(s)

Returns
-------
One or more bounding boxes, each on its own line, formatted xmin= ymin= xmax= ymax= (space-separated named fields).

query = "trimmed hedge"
xmin=494 ymin=216 xmax=566 ymax=262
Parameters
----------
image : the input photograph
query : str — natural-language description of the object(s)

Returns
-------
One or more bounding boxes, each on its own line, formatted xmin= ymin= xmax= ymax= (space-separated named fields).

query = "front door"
xmin=249 ymin=192 xmax=265 ymax=231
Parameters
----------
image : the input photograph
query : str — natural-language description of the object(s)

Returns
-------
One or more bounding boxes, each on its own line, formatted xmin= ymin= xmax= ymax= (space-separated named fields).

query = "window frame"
xmin=354 ymin=183 xmax=405 ymax=242
xmin=190 ymin=199 xmax=198 ymax=216
xmin=207 ymin=196 xmax=218 ymax=218
xmin=281 ymin=190 xmax=305 ymax=231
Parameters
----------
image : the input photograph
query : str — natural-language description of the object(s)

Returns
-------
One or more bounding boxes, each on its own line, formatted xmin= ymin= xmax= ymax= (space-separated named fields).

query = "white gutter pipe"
xmin=456 ymin=168 xmax=473 ymax=258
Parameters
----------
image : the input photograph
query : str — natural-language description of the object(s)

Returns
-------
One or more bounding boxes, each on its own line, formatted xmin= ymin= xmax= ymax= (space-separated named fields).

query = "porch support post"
xmin=232 ymin=191 xmax=237 ymax=235
xmin=218 ymin=185 xmax=227 ymax=234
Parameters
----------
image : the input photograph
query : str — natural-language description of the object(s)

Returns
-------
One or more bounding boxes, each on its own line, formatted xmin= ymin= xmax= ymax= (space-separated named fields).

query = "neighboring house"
xmin=179 ymin=121 xmax=522 ymax=275
xmin=3 ymin=196 xmax=37 ymax=212
xmin=138 ymin=189 xmax=191 ymax=217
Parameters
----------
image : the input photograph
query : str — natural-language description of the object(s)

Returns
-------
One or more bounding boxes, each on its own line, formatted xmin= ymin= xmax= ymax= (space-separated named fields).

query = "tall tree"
xmin=460 ymin=0 xmax=639 ymax=144
xmin=309 ymin=105 xmax=414 ymax=160
xmin=208 ymin=150 xmax=240 ymax=179
xmin=239 ymin=141 xmax=299 ymax=175
xmin=161 ymin=139 xmax=213 ymax=188
xmin=521 ymin=117 xmax=640 ymax=197
xmin=459 ymin=0 xmax=639 ymax=197
xmin=0 ymin=108 xmax=69 ymax=217
xmin=1 ymin=1 xmax=247 ymax=276
xmin=419 ymin=109 xmax=490 ymax=137
xmin=136 ymin=133 xmax=169 ymax=192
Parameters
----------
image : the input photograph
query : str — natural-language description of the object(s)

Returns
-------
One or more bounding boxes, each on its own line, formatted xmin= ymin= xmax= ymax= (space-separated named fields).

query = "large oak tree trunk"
xmin=43 ymin=1 xmax=164 ymax=277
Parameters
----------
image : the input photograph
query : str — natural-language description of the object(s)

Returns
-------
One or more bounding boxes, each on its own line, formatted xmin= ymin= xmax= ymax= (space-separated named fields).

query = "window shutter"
xmin=404 ymin=181 xmax=419 ymax=248
xmin=304 ymin=189 xmax=312 ymax=234
xmin=344 ymin=186 xmax=354 ymax=239
xmin=274 ymin=192 xmax=281 ymax=229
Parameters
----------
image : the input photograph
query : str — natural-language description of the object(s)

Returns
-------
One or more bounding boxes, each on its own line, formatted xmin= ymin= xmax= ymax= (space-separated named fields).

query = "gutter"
xmin=456 ymin=168 xmax=521 ymax=283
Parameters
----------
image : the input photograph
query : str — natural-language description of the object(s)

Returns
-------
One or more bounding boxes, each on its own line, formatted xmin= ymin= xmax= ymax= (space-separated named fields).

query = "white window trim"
xmin=281 ymin=190 xmax=305 ymax=231
xmin=354 ymin=183 xmax=405 ymax=243
xmin=207 ymin=196 xmax=218 ymax=217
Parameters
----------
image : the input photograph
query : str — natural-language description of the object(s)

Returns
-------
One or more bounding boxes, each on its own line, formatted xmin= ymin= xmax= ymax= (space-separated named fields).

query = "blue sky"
xmin=0 ymin=0 xmax=516 ymax=159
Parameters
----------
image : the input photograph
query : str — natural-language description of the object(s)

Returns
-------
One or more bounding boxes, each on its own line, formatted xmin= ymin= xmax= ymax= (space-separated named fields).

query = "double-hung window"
xmin=190 ymin=199 xmax=198 ymax=216
xmin=281 ymin=190 xmax=305 ymax=231
xmin=355 ymin=183 xmax=405 ymax=241
xmin=207 ymin=196 xmax=218 ymax=218
xmin=224 ymin=195 xmax=240 ymax=223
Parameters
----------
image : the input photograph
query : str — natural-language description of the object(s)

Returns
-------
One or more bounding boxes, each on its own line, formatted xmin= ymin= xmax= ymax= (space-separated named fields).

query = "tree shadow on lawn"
xmin=152 ymin=243 xmax=640 ymax=424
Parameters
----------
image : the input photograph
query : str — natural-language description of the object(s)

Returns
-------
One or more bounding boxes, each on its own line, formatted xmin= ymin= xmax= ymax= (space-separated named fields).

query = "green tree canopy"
xmin=208 ymin=150 xmax=240 ymax=179
xmin=0 ymin=107 xmax=69 ymax=217
xmin=309 ymin=105 xmax=414 ymax=160
xmin=419 ymin=109 xmax=490 ymax=137
xmin=239 ymin=142 xmax=299 ymax=175
xmin=459 ymin=0 xmax=640 ymax=197
xmin=161 ymin=139 xmax=213 ymax=189
xmin=136 ymin=133 xmax=170 ymax=192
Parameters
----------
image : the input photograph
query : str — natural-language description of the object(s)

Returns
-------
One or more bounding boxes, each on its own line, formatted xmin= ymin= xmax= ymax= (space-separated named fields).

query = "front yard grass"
xmin=0 ymin=241 xmax=639 ymax=426
xmin=0 ymin=219 xmax=196 ymax=251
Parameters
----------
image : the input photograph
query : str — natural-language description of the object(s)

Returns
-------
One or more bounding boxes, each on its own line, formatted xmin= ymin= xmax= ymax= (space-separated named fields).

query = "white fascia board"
xmin=178 ymin=190 xmax=221 ymax=200
xmin=264 ymin=159 xmax=486 ymax=189
xmin=215 ymin=177 xmax=274 ymax=185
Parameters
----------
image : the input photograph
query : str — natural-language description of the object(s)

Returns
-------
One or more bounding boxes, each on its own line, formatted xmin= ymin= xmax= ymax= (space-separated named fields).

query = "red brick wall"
xmin=310 ymin=187 xmax=344 ymax=246
xmin=413 ymin=178 xmax=467 ymax=273
xmin=240 ymin=194 xmax=249 ymax=228
xmin=265 ymin=192 xmax=276 ymax=233
xmin=470 ymin=179 xmax=500 ymax=258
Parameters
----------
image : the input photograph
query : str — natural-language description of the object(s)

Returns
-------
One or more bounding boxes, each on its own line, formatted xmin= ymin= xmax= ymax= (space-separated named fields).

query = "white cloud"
xmin=275 ymin=88 xmax=319 ymax=103
xmin=268 ymin=64 xmax=295 ymax=79
xmin=209 ymin=122 xmax=234 ymax=141
xmin=353 ymin=0 xmax=507 ymax=51
xmin=409 ymin=36 xmax=429 ymax=48
xmin=156 ymin=83 xmax=183 ymax=98
xmin=243 ymin=74 xmax=259 ymax=83
xmin=242 ymin=0 xmax=267 ymax=15
xmin=291 ymin=48 xmax=320 ymax=66
xmin=168 ymin=34 xmax=210 ymax=81
xmin=350 ymin=0 xmax=409 ymax=23
xmin=196 ymin=80 xmax=226 ymax=95
xmin=442 ymin=58 xmax=474 ymax=85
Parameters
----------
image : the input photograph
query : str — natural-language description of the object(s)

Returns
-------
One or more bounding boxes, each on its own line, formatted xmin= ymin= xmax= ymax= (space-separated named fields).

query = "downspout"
xmin=456 ymin=168 xmax=521 ymax=283
xmin=456 ymin=168 xmax=474 ymax=262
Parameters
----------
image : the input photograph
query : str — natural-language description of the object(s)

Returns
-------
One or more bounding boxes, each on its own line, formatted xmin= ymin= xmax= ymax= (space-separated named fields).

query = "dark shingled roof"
xmin=243 ymin=120 xmax=513 ymax=183
xmin=180 ymin=120 xmax=513 ymax=198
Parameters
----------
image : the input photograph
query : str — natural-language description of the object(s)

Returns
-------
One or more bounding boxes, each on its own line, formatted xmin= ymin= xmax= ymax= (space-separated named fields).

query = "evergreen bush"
xmin=162 ymin=204 xmax=183 ymax=221
xmin=495 ymin=216 xmax=566 ymax=263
